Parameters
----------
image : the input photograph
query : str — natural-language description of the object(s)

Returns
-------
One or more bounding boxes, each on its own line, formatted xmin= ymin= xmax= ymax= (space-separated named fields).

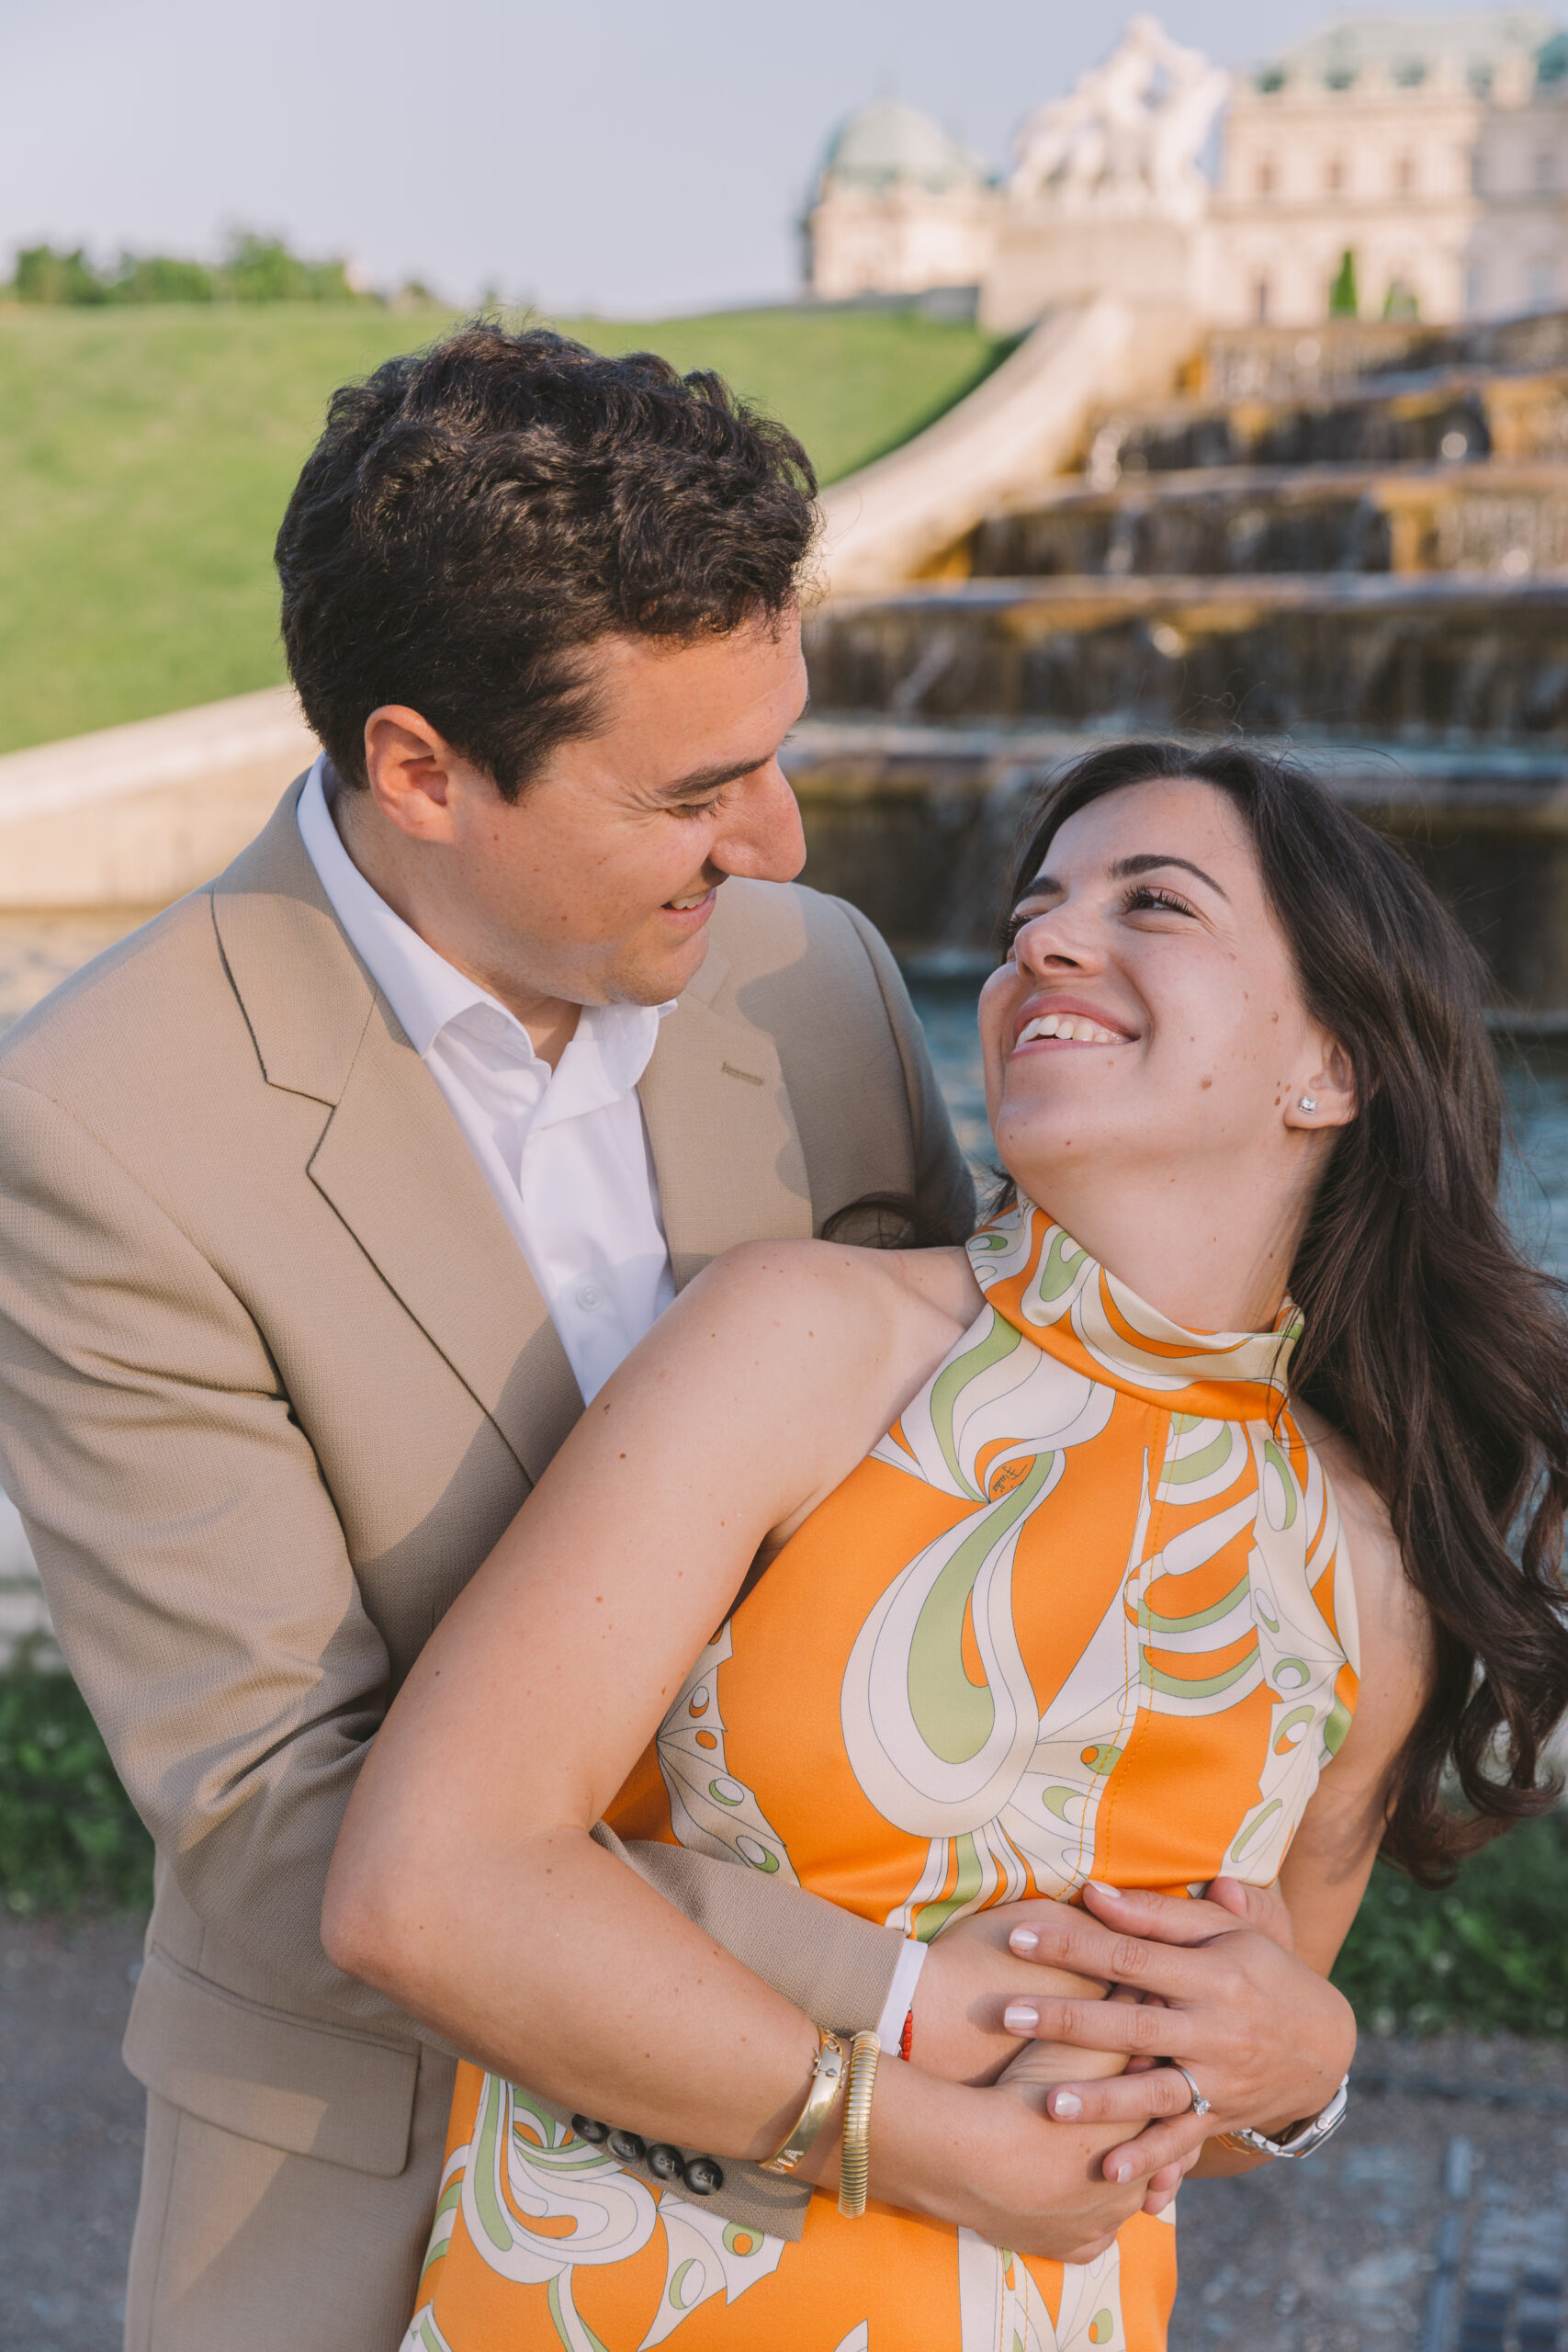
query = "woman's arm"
xmin=324 ymin=1238 xmax=1172 ymax=2257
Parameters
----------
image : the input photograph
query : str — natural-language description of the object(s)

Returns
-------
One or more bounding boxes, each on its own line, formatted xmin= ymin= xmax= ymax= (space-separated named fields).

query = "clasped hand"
xmin=915 ymin=1876 xmax=1355 ymax=2262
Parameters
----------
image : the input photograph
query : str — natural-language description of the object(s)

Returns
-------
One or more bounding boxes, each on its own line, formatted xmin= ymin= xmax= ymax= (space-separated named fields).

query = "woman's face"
xmin=979 ymin=776 xmax=1347 ymax=1221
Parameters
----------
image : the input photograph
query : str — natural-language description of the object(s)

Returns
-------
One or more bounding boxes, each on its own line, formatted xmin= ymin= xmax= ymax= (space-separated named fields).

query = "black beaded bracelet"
xmin=570 ymin=2115 xmax=724 ymax=2197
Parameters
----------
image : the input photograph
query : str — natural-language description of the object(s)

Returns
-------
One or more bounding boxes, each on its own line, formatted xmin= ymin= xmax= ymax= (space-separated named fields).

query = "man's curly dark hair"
xmin=275 ymin=322 xmax=818 ymax=801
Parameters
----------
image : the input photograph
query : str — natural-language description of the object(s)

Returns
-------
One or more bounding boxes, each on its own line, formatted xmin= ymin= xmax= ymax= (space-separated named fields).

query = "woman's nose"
xmin=1014 ymin=906 xmax=1104 ymax=974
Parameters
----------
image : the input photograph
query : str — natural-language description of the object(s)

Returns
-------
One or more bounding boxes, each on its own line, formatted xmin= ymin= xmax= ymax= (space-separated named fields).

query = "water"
xmin=908 ymin=974 xmax=1568 ymax=1285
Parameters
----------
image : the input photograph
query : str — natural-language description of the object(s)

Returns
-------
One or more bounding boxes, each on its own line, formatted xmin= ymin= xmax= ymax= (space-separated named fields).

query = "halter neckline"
xmin=967 ymin=1196 xmax=1300 ymax=1420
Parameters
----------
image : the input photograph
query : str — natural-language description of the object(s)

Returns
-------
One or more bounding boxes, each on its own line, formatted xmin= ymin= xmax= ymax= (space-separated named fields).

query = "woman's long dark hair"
xmin=1002 ymin=738 xmax=1568 ymax=1883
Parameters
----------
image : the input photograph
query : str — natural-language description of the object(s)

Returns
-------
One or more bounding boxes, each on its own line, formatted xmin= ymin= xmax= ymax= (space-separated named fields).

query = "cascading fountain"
xmin=790 ymin=310 xmax=1568 ymax=1017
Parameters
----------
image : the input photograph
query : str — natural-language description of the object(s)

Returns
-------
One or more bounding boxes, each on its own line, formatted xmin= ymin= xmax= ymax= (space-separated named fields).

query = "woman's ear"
xmin=1284 ymin=1037 xmax=1358 ymax=1133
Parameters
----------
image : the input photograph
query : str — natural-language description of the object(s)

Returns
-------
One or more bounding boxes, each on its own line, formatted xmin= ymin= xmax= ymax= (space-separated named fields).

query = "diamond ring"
xmin=1168 ymin=2063 xmax=1210 ymax=2118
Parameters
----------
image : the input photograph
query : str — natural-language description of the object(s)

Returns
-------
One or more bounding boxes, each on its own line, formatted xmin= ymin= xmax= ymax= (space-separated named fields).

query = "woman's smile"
xmin=1011 ymin=997 xmax=1137 ymax=1051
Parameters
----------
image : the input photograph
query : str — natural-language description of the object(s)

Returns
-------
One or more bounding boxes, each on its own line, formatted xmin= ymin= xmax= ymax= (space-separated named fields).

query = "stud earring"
xmin=1298 ymin=1095 xmax=1319 ymax=1114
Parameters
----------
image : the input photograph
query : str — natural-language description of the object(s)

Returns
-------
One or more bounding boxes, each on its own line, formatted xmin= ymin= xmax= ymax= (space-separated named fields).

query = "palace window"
xmin=1256 ymin=158 xmax=1276 ymax=196
xmin=1536 ymin=149 xmax=1557 ymax=193
xmin=1529 ymin=258 xmax=1558 ymax=311
xmin=1325 ymin=153 xmax=1346 ymax=195
xmin=1253 ymin=276 xmax=1271 ymax=322
xmin=1394 ymin=152 xmax=1416 ymax=195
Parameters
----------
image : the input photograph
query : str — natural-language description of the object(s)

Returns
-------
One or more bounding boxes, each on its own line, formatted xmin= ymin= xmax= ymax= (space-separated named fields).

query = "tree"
xmin=13 ymin=246 xmax=107 ymax=304
xmin=1328 ymin=248 xmax=1359 ymax=318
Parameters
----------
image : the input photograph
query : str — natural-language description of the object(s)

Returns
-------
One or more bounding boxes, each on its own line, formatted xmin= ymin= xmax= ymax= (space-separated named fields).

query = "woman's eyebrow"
xmin=1015 ymin=852 xmax=1230 ymax=908
xmin=1108 ymin=852 xmax=1230 ymax=901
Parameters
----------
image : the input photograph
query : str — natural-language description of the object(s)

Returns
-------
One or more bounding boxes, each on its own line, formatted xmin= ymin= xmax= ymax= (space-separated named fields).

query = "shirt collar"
xmin=295 ymin=755 xmax=673 ymax=1095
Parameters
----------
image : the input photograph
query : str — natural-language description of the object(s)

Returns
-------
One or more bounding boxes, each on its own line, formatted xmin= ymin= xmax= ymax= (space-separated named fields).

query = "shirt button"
xmin=576 ymin=1283 xmax=605 ymax=1312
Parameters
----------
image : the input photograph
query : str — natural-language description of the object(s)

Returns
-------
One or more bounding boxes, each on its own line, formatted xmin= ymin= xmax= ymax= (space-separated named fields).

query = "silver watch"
xmin=1215 ymin=2074 xmax=1349 ymax=2160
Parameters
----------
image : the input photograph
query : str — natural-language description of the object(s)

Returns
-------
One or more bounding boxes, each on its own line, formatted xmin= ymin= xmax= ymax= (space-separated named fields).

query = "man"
xmin=0 ymin=326 xmax=1347 ymax=2350
xmin=0 ymin=324 xmax=978 ymax=2347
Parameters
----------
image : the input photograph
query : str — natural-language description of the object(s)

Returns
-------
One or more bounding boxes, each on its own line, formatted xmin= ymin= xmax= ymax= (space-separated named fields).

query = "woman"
xmin=326 ymin=741 xmax=1568 ymax=2351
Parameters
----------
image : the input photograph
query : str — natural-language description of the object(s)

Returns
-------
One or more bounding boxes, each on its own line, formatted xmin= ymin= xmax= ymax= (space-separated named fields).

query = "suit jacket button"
xmin=682 ymin=2154 xmax=724 ymax=2196
xmin=647 ymin=2143 xmax=683 ymax=2179
xmin=570 ymin=2116 xmax=610 ymax=2144
xmin=608 ymin=2129 xmax=647 ymax=2164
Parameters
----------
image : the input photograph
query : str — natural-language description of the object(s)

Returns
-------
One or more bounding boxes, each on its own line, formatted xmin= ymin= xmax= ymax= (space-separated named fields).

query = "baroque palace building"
xmin=805 ymin=11 xmax=1568 ymax=331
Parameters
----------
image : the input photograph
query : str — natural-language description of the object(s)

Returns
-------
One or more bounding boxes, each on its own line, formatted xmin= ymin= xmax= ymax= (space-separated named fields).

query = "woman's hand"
xmin=842 ymin=2060 xmax=1197 ymax=2266
xmin=996 ymin=1879 xmax=1355 ymax=2183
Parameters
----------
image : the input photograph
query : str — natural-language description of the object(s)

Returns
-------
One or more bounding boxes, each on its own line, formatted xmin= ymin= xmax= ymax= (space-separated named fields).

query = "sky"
xmin=0 ymin=0 xmax=1557 ymax=316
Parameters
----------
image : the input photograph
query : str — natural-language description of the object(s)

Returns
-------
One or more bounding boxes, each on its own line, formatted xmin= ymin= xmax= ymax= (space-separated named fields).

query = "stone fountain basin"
xmin=1091 ymin=367 xmax=1568 ymax=471
xmin=804 ymin=572 xmax=1568 ymax=743
xmin=970 ymin=463 xmax=1568 ymax=581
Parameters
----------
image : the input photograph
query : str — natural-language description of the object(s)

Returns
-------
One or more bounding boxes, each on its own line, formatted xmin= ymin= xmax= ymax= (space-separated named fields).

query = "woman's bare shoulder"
xmin=1290 ymin=1400 xmax=1433 ymax=1781
xmin=692 ymin=1235 xmax=978 ymax=1336
xmin=638 ymin=1237 xmax=977 ymax=1432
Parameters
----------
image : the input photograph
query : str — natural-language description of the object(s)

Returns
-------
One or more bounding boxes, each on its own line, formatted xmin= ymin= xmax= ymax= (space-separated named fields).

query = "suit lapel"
xmin=212 ymin=783 xmax=581 ymax=1487
xmin=307 ymin=1004 xmax=581 ymax=1484
xmin=641 ymin=942 xmax=815 ymax=1292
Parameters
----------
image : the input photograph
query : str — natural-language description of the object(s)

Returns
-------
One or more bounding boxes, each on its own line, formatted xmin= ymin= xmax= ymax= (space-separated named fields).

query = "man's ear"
xmin=362 ymin=706 xmax=463 ymax=842
xmin=1283 ymin=1035 xmax=1358 ymax=1133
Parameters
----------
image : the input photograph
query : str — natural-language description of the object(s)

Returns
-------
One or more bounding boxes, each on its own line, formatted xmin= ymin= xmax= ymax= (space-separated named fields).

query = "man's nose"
xmin=709 ymin=762 xmax=807 ymax=885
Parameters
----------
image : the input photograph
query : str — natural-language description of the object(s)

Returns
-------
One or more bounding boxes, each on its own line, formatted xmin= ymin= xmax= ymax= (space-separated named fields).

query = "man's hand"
xmin=997 ymin=1879 xmax=1355 ymax=2185
xmin=912 ymin=1899 xmax=1115 ymax=2086
xmin=996 ymin=1984 xmax=1201 ymax=2243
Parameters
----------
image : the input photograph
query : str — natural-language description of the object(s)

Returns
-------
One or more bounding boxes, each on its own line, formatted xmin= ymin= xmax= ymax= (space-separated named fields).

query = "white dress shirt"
xmin=297 ymin=758 xmax=675 ymax=1403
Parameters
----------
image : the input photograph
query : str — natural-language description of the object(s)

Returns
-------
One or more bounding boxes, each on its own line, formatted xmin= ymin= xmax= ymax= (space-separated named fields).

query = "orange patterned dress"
xmin=405 ymin=1201 xmax=1359 ymax=2352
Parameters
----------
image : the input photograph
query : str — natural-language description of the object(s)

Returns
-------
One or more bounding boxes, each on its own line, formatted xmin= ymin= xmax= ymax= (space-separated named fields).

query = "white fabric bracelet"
xmin=874 ymin=1937 xmax=929 ymax=2057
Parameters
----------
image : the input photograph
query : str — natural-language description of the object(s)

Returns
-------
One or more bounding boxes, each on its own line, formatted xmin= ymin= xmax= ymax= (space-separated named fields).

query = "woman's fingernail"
xmin=1003 ymin=2003 xmax=1039 ymax=2034
xmin=1009 ymin=1927 xmax=1040 ymax=1954
xmin=1086 ymin=1880 xmax=1123 ymax=1901
xmin=1052 ymin=2091 xmax=1083 ymax=2119
xmin=1112 ymin=2161 xmax=1134 ymax=2183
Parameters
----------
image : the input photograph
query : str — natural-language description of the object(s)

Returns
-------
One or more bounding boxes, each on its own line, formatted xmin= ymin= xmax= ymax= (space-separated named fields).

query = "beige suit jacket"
xmin=0 ymin=783 xmax=973 ymax=2254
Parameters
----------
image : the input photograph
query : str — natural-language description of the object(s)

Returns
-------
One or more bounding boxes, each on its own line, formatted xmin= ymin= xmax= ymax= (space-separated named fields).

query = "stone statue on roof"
xmin=1010 ymin=14 xmax=1231 ymax=221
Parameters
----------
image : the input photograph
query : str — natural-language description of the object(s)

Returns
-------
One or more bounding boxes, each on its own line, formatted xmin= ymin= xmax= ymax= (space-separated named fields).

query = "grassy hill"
xmin=0 ymin=302 xmax=1009 ymax=755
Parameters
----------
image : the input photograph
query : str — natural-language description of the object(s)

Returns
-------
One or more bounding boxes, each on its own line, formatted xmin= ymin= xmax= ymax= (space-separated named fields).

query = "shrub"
xmin=113 ymin=253 xmax=214 ymax=304
xmin=6 ymin=232 xmax=366 ymax=308
xmin=1332 ymin=1813 xmax=1568 ymax=2037
xmin=0 ymin=1667 xmax=152 ymax=1914
xmin=1328 ymin=248 xmax=1359 ymax=318
xmin=219 ymin=232 xmax=358 ymax=305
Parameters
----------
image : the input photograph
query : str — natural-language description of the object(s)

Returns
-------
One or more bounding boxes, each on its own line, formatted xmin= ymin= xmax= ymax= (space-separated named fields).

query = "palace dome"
xmin=820 ymin=100 xmax=988 ymax=195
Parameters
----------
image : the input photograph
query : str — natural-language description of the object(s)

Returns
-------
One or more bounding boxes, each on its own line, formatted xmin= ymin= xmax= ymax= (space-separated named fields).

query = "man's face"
xmin=359 ymin=610 xmax=809 ymax=1021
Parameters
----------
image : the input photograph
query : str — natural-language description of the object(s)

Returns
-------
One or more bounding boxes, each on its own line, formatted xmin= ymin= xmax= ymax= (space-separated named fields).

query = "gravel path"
xmin=1170 ymin=2036 xmax=1568 ymax=2350
xmin=1 ymin=1913 xmax=146 ymax=2352
xmin=4 ymin=1911 xmax=1566 ymax=2351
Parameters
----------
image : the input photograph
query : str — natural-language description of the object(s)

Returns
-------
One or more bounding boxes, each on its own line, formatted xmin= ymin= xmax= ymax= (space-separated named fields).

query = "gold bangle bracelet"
xmin=837 ymin=2030 xmax=881 ymax=2219
xmin=759 ymin=2028 xmax=848 ymax=2176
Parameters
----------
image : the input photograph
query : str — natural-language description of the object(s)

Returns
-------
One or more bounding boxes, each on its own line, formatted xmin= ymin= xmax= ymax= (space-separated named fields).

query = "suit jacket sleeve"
xmin=833 ymin=899 xmax=978 ymax=1243
xmin=0 ymin=1073 xmax=405 ymax=2022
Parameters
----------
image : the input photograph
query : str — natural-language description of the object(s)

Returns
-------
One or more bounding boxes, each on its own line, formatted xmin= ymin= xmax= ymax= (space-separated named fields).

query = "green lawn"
xmin=0 ymin=302 xmax=1009 ymax=755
